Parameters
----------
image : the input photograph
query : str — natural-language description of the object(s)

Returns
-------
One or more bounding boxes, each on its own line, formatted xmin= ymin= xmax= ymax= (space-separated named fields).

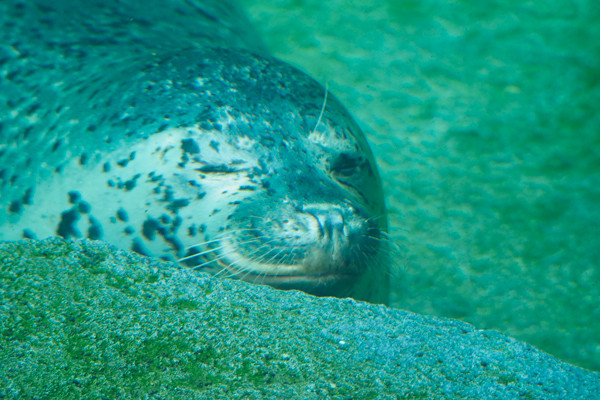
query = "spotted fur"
xmin=0 ymin=0 xmax=389 ymax=303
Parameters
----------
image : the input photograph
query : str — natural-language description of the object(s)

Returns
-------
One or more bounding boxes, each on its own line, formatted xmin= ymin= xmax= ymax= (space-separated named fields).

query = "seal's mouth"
xmin=179 ymin=203 xmax=384 ymax=298
xmin=206 ymin=237 xmax=363 ymax=296
xmin=180 ymin=221 xmax=377 ymax=297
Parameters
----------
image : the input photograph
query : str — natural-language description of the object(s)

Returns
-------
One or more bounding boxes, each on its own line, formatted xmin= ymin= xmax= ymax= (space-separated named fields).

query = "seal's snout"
xmin=304 ymin=205 xmax=346 ymax=239
xmin=300 ymin=203 xmax=381 ymax=255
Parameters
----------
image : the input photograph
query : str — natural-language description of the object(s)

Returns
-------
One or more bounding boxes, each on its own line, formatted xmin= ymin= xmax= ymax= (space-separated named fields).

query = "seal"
xmin=0 ymin=0 xmax=389 ymax=303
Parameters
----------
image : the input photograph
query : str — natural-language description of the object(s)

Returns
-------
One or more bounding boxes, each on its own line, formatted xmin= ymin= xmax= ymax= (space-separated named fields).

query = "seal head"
xmin=168 ymin=48 xmax=389 ymax=302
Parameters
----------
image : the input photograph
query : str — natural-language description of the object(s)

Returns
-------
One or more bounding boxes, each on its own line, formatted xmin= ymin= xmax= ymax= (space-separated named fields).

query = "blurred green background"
xmin=240 ymin=0 xmax=600 ymax=371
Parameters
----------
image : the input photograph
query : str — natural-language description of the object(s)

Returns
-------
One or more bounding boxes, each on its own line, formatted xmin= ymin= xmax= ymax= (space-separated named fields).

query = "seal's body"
xmin=0 ymin=0 xmax=388 ymax=303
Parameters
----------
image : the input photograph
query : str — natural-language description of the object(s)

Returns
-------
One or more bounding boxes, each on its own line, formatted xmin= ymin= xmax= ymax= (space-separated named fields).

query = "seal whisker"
xmin=178 ymin=245 xmax=227 ymax=262
xmin=177 ymin=236 xmax=258 ymax=268
xmin=364 ymin=214 xmax=388 ymax=225
xmin=234 ymin=264 xmax=264 ymax=284
xmin=263 ymin=247 xmax=290 ymax=266
xmin=280 ymin=248 xmax=299 ymax=266
xmin=185 ymin=228 xmax=266 ymax=250
xmin=213 ymin=262 xmax=242 ymax=279
xmin=183 ymin=237 xmax=223 ymax=250
xmin=211 ymin=244 xmax=269 ymax=279
xmin=207 ymin=236 xmax=284 ymax=278
xmin=363 ymin=235 xmax=398 ymax=256
xmin=191 ymin=248 xmax=242 ymax=271
xmin=246 ymin=247 xmax=290 ymax=285
xmin=228 ymin=244 xmax=288 ymax=284
xmin=179 ymin=234 xmax=264 ymax=263
xmin=245 ymin=247 xmax=278 ymax=266
xmin=312 ymin=82 xmax=329 ymax=134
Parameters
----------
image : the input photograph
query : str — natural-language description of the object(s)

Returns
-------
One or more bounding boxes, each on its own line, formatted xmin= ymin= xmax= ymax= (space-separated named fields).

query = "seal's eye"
xmin=330 ymin=152 xmax=366 ymax=177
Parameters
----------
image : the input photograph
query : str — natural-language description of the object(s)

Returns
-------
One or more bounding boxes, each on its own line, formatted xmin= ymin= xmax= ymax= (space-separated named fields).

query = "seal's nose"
xmin=304 ymin=205 xmax=346 ymax=239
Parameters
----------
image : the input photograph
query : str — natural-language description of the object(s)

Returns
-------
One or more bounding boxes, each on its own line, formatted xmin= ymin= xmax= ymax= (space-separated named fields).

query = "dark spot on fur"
xmin=124 ymin=226 xmax=135 ymax=235
xmin=182 ymin=247 xmax=201 ymax=267
xmin=132 ymin=238 xmax=151 ymax=256
xmin=142 ymin=218 xmax=160 ymax=241
xmin=79 ymin=152 xmax=89 ymax=166
xmin=196 ymin=164 xmax=238 ymax=173
xmin=22 ymin=126 xmax=34 ymax=139
xmin=23 ymin=187 xmax=33 ymax=205
xmin=22 ymin=229 xmax=36 ymax=239
xmin=107 ymin=180 xmax=115 ymax=187
xmin=129 ymin=151 xmax=136 ymax=160
xmin=8 ymin=201 xmax=22 ymax=214
xmin=56 ymin=208 xmax=81 ymax=239
xmin=181 ymin=138 xmax=200 ymax=154
xmin=68 ymin=191 xmax=81 ymax=204
xmin=117 ymin=158 xmax=129 ymax=167
xmin=199 ymin=120 xmax=214 ymax=131
xmin=25 ymin=102 xmax=41 ymax=115
xmin=209 ymin=140 xmax=220 ymax=152
xmin=239 ymin=185 xmax=256 ymax=191
xmin=103 ymin=162 xmax=111 ymax=172
xmin=124 ymin=180 xmax=136 ymax=191
xmin=258 ymin=158 xmax=269 ymax=174
xmin=52 ymin=139 xmax=62 ymax=152
xmin=164 ymin=234 xmax=184 ymax=254
xmin=149 ymin=172 xmax=163 ymax=183
xmin=173 ymin=216 xmax=182 ymax=228
xmin=78 ymin=201 xmax=91 ymax=213
xmin=117 ymin=208 xmax=129 ymax=222
xmin=123 ymin=174 xmax=141 ymax=191
xmin=167 ymin=198 xmax=189 ymax=213
xmin=87 ymin=216 xmax=103 ymax=240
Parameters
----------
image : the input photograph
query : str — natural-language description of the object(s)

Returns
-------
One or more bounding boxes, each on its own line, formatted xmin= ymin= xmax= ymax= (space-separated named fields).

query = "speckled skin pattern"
xmin=0 ymin=0 xmax=388 ymax=303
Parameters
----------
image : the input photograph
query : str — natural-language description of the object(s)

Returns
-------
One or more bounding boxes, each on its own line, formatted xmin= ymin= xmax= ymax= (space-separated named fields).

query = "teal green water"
xmin=241 ymin=0 xmax=600 ymax=371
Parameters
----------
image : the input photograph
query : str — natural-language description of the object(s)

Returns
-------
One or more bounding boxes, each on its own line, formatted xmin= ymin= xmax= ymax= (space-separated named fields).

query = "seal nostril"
xmin=325 ymin=210 xmax=344 ymax=237
xmin=305 ymin=206 xmax=345 ymax=238
xmin=305 ymin=211 xmax=324 ymax=238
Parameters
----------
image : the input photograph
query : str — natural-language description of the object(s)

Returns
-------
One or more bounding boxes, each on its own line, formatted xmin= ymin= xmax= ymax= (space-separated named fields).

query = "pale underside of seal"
xmin=0 ymin=0 xmax=389 ymax=303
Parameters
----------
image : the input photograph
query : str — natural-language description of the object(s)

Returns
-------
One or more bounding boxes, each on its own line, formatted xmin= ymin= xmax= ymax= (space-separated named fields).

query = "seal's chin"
xmin=214 ymin=236 xmax=365 ymax=296
xmin=198 ymin=206 xmax=382 ymax=297
xmin=181 ymin=202 xmax=385 ymax=300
